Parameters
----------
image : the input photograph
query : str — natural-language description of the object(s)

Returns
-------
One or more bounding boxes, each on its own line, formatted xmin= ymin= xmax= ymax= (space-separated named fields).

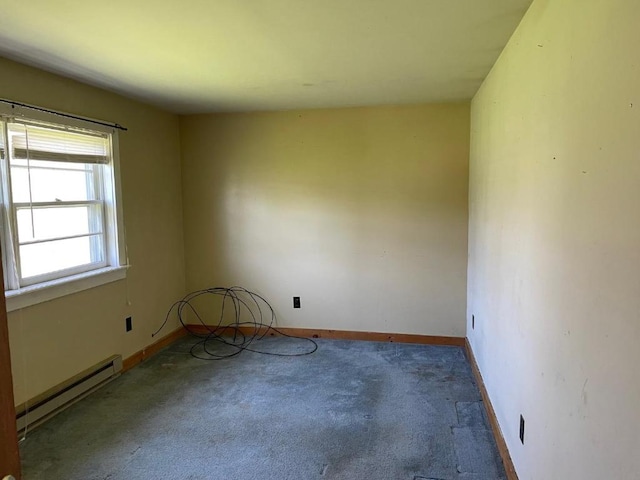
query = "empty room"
xmin=1 ymin=0 xmax=638 ymax=479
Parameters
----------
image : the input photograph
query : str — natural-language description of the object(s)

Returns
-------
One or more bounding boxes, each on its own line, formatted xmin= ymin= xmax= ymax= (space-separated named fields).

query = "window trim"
xmin=5 ymin=265 xmax=128 ymax=312
xmin=0 ymin=102 xmax=127 ymax=308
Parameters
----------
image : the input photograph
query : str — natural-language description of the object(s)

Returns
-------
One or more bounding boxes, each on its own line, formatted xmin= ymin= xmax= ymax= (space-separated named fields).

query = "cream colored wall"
xmin=180 ymin=104 xmax=469 ymax=336
xmin=468 ymin=0 xmax=640 ymax=478
xmin=0 ymin=58 xmax=186 ymax=405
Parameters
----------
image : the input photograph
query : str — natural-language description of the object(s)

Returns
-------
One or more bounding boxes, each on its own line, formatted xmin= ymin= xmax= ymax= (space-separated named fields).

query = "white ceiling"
xmin=0 ymin=0 xmax=532 ymax=114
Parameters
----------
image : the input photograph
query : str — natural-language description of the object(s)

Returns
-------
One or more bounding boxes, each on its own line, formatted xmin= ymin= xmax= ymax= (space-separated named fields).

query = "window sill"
xmin=5 ymin=266 xmax=128 ymax=312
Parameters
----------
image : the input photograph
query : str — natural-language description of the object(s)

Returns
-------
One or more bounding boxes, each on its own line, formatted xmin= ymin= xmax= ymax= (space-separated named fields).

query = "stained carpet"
xmin=20 ymin=336 xmax=506 ymax=479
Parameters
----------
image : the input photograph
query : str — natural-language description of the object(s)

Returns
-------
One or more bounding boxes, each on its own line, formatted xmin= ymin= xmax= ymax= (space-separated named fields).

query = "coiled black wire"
xmin=153 ymin=286 xmax=318 ymax=360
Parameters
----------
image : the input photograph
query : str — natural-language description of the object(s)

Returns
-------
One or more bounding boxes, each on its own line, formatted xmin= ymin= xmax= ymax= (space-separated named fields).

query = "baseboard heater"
xmin=15 ymin=355 xmax=123 ymax=434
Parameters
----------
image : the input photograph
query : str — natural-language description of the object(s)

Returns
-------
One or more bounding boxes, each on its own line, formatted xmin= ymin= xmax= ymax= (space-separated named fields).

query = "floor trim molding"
xmin=185 ymin=324 xmax=466 ymax=347
xmin=465 ymin=339 xmax=519 ymax=480
xmin=122 ymin=327 xmax=187 ymax=372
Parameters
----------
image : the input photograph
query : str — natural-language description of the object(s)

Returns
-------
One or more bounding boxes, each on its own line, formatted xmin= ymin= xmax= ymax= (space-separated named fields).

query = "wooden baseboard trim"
xmin=465 ymin=339 xmax=519 ymax=480
xmin=122 ymin=327 xmax=187 ymax=372
xmin=185 ymin=324 xmax=465 ymax=347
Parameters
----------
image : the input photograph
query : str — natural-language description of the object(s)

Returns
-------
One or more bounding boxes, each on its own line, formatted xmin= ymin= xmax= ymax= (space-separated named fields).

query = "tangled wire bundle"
xmin=153 ymin=286 xmax=318 ymax=360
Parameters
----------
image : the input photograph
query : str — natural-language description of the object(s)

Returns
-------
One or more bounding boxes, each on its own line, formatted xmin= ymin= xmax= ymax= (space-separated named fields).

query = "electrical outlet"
xmin=125 ymin=316 xmax=132 ymax=332
xmin=472 ymin=314 xmax=475 ymax=329
xmin=519 ymin=415 xmax=525 ymax=444
xmin=293 ymin=297 xmax=301 ymax=308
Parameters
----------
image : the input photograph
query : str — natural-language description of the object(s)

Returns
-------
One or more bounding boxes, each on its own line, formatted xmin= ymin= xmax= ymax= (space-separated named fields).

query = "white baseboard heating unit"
xmin=15 ymin=355 xmax=123 ymax=434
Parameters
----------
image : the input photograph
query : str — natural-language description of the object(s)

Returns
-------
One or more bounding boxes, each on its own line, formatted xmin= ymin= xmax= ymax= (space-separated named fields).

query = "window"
xmin=0 ymin=106 xmax=126 ymax=309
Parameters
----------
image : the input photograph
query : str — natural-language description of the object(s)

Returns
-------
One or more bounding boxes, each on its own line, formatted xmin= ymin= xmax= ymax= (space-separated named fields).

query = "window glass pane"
xmin=10 ymin=165 xmax=97 ymax=203
xmin=16 ymin=205 xmax=103 ymax=243
xmin=9 ymin=167 xmax=29 ymax=203
xmin=19 ymin=235 xmax=104 ymax=279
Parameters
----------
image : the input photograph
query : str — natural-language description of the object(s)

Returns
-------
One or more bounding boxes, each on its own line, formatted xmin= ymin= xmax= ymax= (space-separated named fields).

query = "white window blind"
xmin=10 ymin=122 xmax=110 ymax=164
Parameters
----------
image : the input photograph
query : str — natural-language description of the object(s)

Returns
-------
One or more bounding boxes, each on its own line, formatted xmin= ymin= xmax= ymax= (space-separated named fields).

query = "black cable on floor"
xmin=153 ymin=286 xmax=318 ymax=360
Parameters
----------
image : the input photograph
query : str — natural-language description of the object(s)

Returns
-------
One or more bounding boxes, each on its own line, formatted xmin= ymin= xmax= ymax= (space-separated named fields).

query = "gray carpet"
xmin=20 ymin=336 xmax=506 ymax=479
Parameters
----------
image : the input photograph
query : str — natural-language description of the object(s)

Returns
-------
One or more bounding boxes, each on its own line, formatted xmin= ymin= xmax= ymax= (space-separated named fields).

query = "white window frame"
xmin=0 ymin=103 xmax=127 ymax=312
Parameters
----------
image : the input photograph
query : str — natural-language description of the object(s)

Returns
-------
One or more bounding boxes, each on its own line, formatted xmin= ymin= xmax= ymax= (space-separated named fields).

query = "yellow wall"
xmin=468 ymin=0 xmax=640 ymax=478
xmin=180 ymin=104 xmax=469 ymax=336
xmin=0 ymin=58 xmax=186 ymax=405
